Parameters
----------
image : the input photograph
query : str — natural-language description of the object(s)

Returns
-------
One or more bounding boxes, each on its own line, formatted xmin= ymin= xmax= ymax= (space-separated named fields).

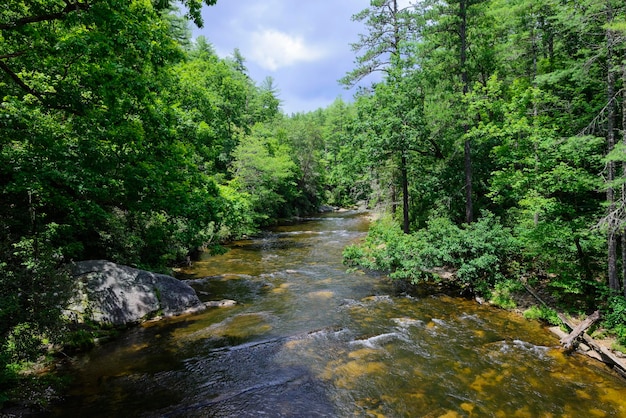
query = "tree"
xmin=229 ymin=48 xmax=248 ymax=74
xmin=0 ymin=1 xmax=231 ymax=398
xmin=0 ymin=1 xmax=218 ymax=113
xmin=155 ymin=0 xmax=218 ymax=28
xmin=419 ymin=0 xmax=495 ymax=223
xmin=320 ymin=98 xmax=370 ymax=206
xmin=174 ymin=41 xmax=249 ymax=172
xmin=230 ymin=123 xmax=299 ymax=223
xmin=460 ymin=0 xmax=474 ymax=223
xmin=353 ymin=70 xmax=430 ymax=232
xmin=622 ymin=25 xmax=626 ymax=297
xmin=606 ymin=0 xmax=619 ymax=292
xmin=569 ymin=0 xmax=626 ymax=294
xmin=285 ymin=113 xmax=325 ymax=213
xmin=342 ymin=0 xmax=423 ymax=231
xmin=254 ymin=76 xmax=282 ymax=122
xmin=601 ymin=4 xmax=626 ymax=296
xmin=341 ymin=0 xmax=419 ymax=87
xmin=342 ymin=0 xmax=623 ymax=308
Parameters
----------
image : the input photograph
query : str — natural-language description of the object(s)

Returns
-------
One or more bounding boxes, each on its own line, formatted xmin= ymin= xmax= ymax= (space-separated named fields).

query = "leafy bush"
xmin=490 ymin=279 xmax=524 ymax=309
xmin=0 ymin=240 xmax=73 ymax=409
xmin=344 ymin=212 xmax=518 ymax=296
xmin=342 ymin=244 xmax=366 ymax=267
xmin=343 ymin=215 xmax=431 ymax=281
xmin=514 ymin=218 xmax=605 ymax=306
xmin=215 ymin=184 xmax=257 ymax=240
xmin=603 ymin=295 xmax=626 ymax=346
xmin=523 ymin=305 xmax=562 ymax=326
xmin=62 ymin=329 xmax=96 ymax=352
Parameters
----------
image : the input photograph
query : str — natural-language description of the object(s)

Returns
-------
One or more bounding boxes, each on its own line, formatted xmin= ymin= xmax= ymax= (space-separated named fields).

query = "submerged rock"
xmin=318 ymin=204 xmax=338 ymax=213
xmin=205 ymin=299 xmax=237 ymax=307
xmin=65 ymin=260 xmax=203 ymax=326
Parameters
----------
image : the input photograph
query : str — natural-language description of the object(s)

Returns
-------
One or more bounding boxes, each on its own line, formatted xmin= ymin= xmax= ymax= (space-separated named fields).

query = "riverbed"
xmin=49 ymin=211 xmax=626 ymax=417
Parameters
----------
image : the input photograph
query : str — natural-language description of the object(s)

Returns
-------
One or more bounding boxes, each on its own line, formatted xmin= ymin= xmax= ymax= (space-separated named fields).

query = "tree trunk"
xmin=606 ymin=4 xmax=618 ymax=292
xmin=622 ymin=57 xmax=626 ymax=297
xmin=401 ymin=153 xmax=410 ymax=234
xmin=391 ymin=181 xmax=398 ymax=216
xmin=460 ymin=0 xmax=473 ymax=224
xmin=608 ymin=231 xmax=618 ymax=291
xmin=622 ymin=233 xmax=626 ymax=297
xmin=575 ymin=237 xmax=592 ymax=282
xmin=464 ymin=137 xmax=473 ymax=224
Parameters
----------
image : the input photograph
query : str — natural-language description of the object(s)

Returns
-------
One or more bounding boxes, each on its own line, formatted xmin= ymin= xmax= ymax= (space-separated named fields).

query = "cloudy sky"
xmin=192 ymin=1 xmax=379 ymax=115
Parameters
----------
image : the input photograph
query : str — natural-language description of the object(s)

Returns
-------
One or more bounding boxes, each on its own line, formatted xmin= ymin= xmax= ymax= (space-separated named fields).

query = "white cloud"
xmin=195 ymin=0 xmax=366 ymax=113
xmin=248 ymin=29 xmax=326 ymax=71
xmin=397 ymin=0 xmax=415 ymax=10
xmin=280 ymin=92 xmax=337 ymax=115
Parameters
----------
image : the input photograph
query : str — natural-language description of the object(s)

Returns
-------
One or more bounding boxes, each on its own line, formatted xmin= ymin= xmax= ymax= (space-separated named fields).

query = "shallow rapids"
xmin=49 ymin=212 xmax=625 ymax=417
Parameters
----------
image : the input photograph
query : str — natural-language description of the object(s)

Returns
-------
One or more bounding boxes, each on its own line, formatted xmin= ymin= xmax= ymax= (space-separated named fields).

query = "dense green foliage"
xmin=338 ymin=0 xmax=626 ymax=349
xmin=0 ymin=0 xmax=287 ymax=407
xmin=344 ymin=213 xmax=518 ymax=295
xmin=2 ymin=0 xmax=626 ymax=409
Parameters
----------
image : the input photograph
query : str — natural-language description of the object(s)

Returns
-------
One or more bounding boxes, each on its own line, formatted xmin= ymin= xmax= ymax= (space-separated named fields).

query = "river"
xmin=50 ymin=211 xmax=626 ymax=417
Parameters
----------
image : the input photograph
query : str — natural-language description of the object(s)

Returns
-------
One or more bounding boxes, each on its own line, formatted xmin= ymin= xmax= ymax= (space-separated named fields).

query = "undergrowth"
xmin=343 ymin=211 xmax=518 ymax=297
xmin=344 ymin=212 xmax=626 ymax=347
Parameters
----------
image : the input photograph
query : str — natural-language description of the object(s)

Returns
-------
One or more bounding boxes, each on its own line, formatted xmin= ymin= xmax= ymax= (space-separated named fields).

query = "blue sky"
xmin=191 ymin=1 xmax=385 ymax=114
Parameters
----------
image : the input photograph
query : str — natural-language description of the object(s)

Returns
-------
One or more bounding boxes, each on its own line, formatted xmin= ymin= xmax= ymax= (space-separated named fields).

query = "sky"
xmin=191 ymin=1 xmax=382 ymax=115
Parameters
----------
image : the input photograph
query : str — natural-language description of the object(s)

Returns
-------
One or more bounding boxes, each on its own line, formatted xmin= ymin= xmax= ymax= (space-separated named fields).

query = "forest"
xmin=2 ymin=0 xmax=626 ymax=408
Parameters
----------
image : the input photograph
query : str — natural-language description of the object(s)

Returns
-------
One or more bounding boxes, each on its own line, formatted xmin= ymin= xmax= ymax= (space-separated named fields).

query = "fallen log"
xmin=522 ymin=282 xmax=550 ymax=308
xmin=560 ymin=310 xmax=600 ymax=353
xmin=521 ymin=282 xmax=626 ymax=378
xmin=550 ymin=325 xmax=626 ymax=378
xmin=580 ymin=334 xmax=626 ymax=378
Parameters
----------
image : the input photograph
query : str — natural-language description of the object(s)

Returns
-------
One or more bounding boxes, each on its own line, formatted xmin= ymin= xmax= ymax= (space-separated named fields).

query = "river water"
xmin=50 ymin=211 xmax=626 ymax=417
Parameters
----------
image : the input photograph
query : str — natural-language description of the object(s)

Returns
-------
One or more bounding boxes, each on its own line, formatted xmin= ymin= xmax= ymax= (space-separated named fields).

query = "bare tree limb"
xmin=577 ymin=89 xmax=624 ymax=136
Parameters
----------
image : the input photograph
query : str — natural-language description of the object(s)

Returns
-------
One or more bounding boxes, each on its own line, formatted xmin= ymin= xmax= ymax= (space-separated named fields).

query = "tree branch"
xmin=0 ymin=60 xmax=44 ymax=100
xmin=0 ymin=51 xmax=26 ymax=60
xmin=0 ymin=60 xmax=84 ymax=115
xmin=0 ymin=1 xmax=90 ymax=30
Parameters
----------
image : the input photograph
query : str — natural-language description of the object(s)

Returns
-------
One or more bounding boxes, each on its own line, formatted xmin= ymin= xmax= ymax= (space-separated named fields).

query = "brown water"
xmin=51 ymin=212 xmax=626 ymax=417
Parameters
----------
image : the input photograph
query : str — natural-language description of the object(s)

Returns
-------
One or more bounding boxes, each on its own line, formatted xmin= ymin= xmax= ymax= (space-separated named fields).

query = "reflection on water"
xmin=50 ymin=212 xmax=625 ymax=417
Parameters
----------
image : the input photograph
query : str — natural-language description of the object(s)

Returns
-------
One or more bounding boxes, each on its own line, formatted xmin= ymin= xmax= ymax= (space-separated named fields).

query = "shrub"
xmin=343 ymin=211 xmax=519 ymax=296
xmin=523 ymin=305 xmax=562 ymax=326
xmin=342 ymin=215 xmax=431 ymax=281
xmin=0 ymin=230 xmax=73 ymax=409
xmin=490 ymin=279 xmax=524 ymax=309
xmin=603 ymin=295 xmax=626 ymax=346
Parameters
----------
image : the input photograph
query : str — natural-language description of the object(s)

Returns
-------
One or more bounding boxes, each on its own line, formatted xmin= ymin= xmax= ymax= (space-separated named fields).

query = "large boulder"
xmin=65 ymin=260 xmax=204 ymax=326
